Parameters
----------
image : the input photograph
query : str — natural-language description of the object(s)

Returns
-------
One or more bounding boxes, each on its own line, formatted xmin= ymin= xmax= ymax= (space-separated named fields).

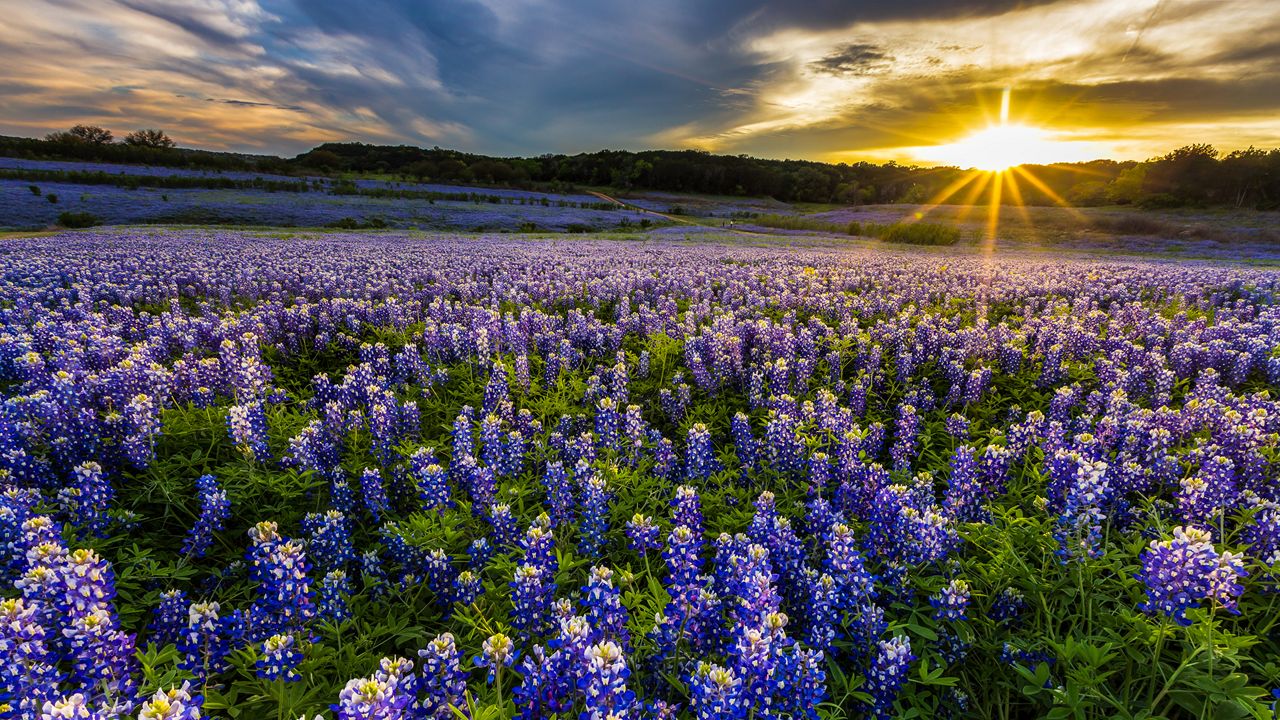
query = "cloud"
xmin=809 ymin=44 xmax=895 ymax=76
xmin=0 ymin=0 xmax=1277 ymax=159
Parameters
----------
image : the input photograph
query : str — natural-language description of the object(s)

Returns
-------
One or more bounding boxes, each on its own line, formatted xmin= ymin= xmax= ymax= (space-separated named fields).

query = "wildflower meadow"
xmin=2 ymin=229 xmax=1279 ymax=719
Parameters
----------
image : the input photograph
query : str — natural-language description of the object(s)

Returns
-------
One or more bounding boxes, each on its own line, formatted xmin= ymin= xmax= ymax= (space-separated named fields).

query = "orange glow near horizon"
xmin=906 ymin=90 xmax=1108 ymax=172
xmin=895 ymin=91 xmax=1100 ymax=261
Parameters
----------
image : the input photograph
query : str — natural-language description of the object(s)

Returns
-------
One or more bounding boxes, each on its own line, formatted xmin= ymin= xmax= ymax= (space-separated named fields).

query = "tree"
xmin=123 ymin=129 xmax=175 ymax=148
xmin=46 ymin=124 xmax=114 ymax=144
xmin=1106 ymin=165 xmax=1147 ymax=205
xmin=302 ymin=150 xmax=343 ymax=171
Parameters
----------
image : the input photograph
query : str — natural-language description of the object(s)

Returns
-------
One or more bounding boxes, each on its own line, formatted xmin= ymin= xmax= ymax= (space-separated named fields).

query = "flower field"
xmin=0 ymin=159 xmax=638 ymax=231
xmin=3 ymin=229 xmax=1280 ymax=719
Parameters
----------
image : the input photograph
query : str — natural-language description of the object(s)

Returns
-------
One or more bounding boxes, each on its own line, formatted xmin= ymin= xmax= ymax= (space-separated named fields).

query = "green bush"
xmin=323 ymin=217 xmax=388 ymax=230
xmin=57 ymin=211 xmax=101 ymax=228
xmin=45 ymin=193 xmax=58 ymax=204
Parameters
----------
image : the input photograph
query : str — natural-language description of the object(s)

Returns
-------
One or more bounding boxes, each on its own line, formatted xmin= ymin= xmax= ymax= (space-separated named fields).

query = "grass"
xmin=748 ymin=213 xmax=962 ymax=245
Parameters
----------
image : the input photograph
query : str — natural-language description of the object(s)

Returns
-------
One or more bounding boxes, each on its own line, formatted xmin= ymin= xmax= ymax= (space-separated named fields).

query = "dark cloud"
xmin=210 ymin=98 xmax=306 ymax=112
xmin=810 ymin=44 xmax=895 ymax=75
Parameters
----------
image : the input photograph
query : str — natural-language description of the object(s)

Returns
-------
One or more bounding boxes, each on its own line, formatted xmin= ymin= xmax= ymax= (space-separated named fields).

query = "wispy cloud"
xmin=0 ymin=0 xmax=1276 ymax=159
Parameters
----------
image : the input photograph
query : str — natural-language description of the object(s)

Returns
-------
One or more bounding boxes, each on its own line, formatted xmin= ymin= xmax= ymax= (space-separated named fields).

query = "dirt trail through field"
xmin=586 ymin=190 xmax=771 ymax=236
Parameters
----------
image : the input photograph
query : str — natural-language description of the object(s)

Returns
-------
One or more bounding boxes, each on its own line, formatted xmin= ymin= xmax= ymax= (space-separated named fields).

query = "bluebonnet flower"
xmin=40 ymin=694 xmax=103 ymax=720
xmin=480 ymin=413 xmax=504 ymax=472
xmin=468 ymin=537 xmax=494 ymax=569
xmin=866 ymin=635 xmax=914 ymax=719
xmin=890 ymin=404 xmax=921 ymax=473
xmin=369 ymin=401 xmax=400 ymax=468
xmin=689 ymin=663 xmax=746 ymax=720
xmin=991 ymin=587 xmax=1027 ymax=625
xmin=543 ymin=462 xmax=574 ymax=529
xmin=482 ymin=362 xmax=510 ymax=416
xmin=333 ymin=660 xmax=413 ymax=720
xmin=302 ymin=509 xmax=356 ymax=572
xmin=777 ymin=647 xmax=827 ymax=720
xmin=178 ymin=601 xmax=244 ymax=687
xmin=671 ymin=485 xmax=703 ymax=533
xmin=124 ymin=392 xmax=163 ymax=467
xmin=803 ymin=570 xmax=838 ymax=651
xmin=317 ymin=570 xmax=353 ymax=623
xmin=227 ymin=400 xmax=270 ymax=461
xmin=409 ymin=449 xmax=451 ymax=512
xmin=583 ymin=566 xmax=630 ymax=648
xmin=1138 ymin=526 xmax=1247 ymax=625
xmin=136 ymin=681 xmax=202 ymax=720
xmin=151 ymin=588 xmax=189 ymax=647
xmin=182 ymin=474 xmax=230 ymax=559
xmin=663 ymin=525 xmax=703 ymax=598
xmin=653 ymin=436 xmax=678 ymax=480
xmin=65 ymin=461 xmax=112 ymax=538
xmin=731 ymin=412 xmax=757 ymax=476
xmin=476 ymin=633 xmax=517 ymax=684
xmin=489 ymin=503 xmax=519 ymax=548
xmin=825 ymin=522 xmax=875 ymax=602
xmin=1177 ymin=455 xmax=1239 ymax=524
xmin=359 ymin=468 xmax=391 ymax=524
xmin=1241 ymin=492 xmax=1280 ymax=566
xmin=625 ymin=513 xmax=660 ymax=554
xmin=581 ymin=640 xmax=635 ymax=718
xmin=418 ymin=633 xmax=466 ymax=720
xmin=732 ymin=624 xmax=780 ymax=710
xmin=595 ymin=397 xmax=620 ymax=450
xmin=57 ymin=549 xmax=138 ymax=709
xmin=0 ymin=596 xmax=61 ymax=718
xmin=1054 ymin=459 xmax=1110 ymax=563
xmin=578 ymin=469 xmax=610 ymax=559
xmin=942 ymin=445 xmax=988 ymax=522
xmin=452 ymin=569 xmax=482 ymax=609
xmin=257 ymin=633 xmax=303 ymax=682
xmin=510 ymin=563 xmax=554 ymax=635
xmin=685 ymin=423 xmax=719 ymax=482
xmin=522 ymin=520 xmax=558 ymax=575
xmin=246 ymin=521 xmax=314 ymax=639
xmin=931 ymin=579 xmax=971 ymax=622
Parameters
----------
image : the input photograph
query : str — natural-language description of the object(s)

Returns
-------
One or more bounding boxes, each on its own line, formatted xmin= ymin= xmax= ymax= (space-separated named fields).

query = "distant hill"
xmin=3 ymin=133 xmax=1277 ymax=209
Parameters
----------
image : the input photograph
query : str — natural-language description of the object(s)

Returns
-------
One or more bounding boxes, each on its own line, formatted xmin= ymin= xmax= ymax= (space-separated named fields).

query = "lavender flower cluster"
xmin=2 ymin=229 xmax=1280 ymax=717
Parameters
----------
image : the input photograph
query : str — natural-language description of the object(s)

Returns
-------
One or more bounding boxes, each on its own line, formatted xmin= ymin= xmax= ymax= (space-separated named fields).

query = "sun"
xmin=923 ymin=123 xmax=1098 ymax=172
xmin=906 ymin=89 xmax=1106 ymax=172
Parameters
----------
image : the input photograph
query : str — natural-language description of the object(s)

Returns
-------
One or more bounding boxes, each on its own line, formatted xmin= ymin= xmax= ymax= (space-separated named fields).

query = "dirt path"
xmin=587 ymin=190 xmax=772 ymax=236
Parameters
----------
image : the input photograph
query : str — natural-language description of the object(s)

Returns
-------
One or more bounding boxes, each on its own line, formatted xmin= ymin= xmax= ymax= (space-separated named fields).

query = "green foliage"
xmin=57 ymin=211 xmax=101 ymax=228
xmin=324 ymin=216 xmax=388 ymax=230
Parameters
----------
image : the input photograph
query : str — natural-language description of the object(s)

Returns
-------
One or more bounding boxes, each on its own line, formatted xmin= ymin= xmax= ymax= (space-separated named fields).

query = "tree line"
xmin=4 ymin=127 xmax=1278 ymax=209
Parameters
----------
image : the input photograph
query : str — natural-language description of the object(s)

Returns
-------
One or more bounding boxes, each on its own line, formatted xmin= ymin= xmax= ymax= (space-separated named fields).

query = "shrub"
xmin=1091 ymin=214 xmax=1173 ymax=236
xmin=57 ymin=211 xmax=101 ymax=228
xmin=28 ymin=185 xmax=40 ymax=196
xmin=46 ymin=193 xmax=58 ymax=204
xmin=323 ymin=217 xmax=388 ymax=230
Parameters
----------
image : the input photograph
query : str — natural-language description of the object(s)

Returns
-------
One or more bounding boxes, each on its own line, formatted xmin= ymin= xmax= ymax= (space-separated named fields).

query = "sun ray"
xmin=1009 ymin=165 xmax=1089 ymax=221
xmin=1001 ymin=167 xmax=1042 ymax=247
xmin=905 ymin=169 xmax=985 ymax=221
xmin=955 ymin=172 xmax=995 ymax=223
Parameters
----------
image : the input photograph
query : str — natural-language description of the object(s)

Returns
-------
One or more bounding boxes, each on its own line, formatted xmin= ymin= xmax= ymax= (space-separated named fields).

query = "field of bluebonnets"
xmin=0 ymin=158 xmax=645 ymax=232
xmin=4 ymin=227 xmax=1280 ymax=720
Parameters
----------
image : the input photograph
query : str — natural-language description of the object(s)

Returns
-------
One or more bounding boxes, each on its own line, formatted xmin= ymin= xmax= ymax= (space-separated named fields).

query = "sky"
xmin=1 ymin=0 xmax=1278 ymax=164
